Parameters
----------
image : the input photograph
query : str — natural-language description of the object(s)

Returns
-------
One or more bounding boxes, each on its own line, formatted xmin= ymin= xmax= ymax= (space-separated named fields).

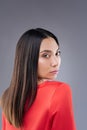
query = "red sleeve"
xmin=50 ymin=84 xmax=76 ymax=130
xmin=2 ymin=113 xmax=6 ymax=130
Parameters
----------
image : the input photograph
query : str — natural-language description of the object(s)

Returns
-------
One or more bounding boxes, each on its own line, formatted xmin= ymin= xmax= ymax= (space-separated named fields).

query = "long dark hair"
xmin=1 ymin=28 xmax=59 ymax=128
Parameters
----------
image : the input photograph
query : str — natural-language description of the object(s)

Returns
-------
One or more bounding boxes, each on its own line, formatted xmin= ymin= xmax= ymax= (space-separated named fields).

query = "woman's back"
xmin=2 ymin=81 xmax=76 ymax=130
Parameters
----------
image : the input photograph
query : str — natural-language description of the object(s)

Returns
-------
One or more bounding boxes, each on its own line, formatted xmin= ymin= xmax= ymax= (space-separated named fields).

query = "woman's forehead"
xmin=40 ymin=37 xmax=59 ymax=51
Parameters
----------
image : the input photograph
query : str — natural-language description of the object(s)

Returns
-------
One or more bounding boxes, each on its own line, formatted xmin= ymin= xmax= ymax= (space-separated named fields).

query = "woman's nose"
xmin=50 ymin=56 xmax=58 ymax=67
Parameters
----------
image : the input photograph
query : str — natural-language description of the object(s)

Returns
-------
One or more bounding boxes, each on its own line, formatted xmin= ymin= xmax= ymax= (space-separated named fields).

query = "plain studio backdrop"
xmin=0 ymin=0 xmax=87 ymax=129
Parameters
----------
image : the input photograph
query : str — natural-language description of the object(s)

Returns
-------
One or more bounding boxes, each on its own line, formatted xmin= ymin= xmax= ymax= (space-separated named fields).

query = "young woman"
xmin=1 ymin=28 xmax=76 ymax=130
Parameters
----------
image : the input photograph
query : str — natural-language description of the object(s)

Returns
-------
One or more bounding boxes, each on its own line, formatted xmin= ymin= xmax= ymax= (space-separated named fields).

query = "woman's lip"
xmin=50 ymin=70 xmax=59 ymax=73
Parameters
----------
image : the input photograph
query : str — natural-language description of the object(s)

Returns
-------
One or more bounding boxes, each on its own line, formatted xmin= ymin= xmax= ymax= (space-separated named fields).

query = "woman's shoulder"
xmin=44 ymin=80 xmax=71 ymax=90
xmin=45 ymin=81 xmax=72 ymax=101
xmin=38 ymin=80 xmax=72 ymax=97
xmin=49 ymin=81 xmax=72 ymax=112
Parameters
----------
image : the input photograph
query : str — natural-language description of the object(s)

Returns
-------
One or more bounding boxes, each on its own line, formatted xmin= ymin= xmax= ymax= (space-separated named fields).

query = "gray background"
xmin=0 ymin=0 xmax=87 ymax=129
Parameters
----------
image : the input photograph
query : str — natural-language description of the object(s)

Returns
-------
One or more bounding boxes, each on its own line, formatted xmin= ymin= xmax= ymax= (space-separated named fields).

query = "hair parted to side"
xmin=1 ymin=28 xmax=59 ymax=128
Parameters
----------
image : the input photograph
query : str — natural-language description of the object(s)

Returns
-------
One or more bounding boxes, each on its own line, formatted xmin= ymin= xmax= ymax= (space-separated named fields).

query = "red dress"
xmin=2 ymin=81 xmax=76 ymax=130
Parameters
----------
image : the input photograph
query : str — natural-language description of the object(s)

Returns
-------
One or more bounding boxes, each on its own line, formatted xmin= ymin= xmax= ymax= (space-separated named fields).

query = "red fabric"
xmin=2 ymin=81 xmax=76 ymax=130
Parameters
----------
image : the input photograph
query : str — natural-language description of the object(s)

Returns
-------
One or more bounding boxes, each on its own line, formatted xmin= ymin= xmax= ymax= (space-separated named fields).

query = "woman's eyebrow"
xmin=40 ymin=50 xmax=52 ymax=53
xmin=40 ymin=48 xmax=59 ymax=53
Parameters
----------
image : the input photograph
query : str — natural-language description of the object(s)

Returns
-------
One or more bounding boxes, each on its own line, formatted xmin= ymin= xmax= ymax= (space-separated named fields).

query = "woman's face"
xmin=38 ymin=37 xmax=61 ymax=81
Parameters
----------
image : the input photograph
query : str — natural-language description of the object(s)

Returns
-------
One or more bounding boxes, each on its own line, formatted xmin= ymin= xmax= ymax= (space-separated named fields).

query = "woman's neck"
xmin=38 ymin=78 xmax=52 ymax=85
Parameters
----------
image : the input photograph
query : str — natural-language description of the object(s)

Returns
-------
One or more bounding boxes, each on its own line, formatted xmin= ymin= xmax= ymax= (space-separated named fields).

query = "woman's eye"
xmin=56 ymin=50 xmax=61 ymax=56
xmin=42 ymin=54 xmax=50 ymax=58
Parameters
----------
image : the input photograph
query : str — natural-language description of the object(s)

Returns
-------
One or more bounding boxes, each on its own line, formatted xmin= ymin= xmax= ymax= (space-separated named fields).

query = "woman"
xmin=1 ymin=28 xmax=76 ymax=130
